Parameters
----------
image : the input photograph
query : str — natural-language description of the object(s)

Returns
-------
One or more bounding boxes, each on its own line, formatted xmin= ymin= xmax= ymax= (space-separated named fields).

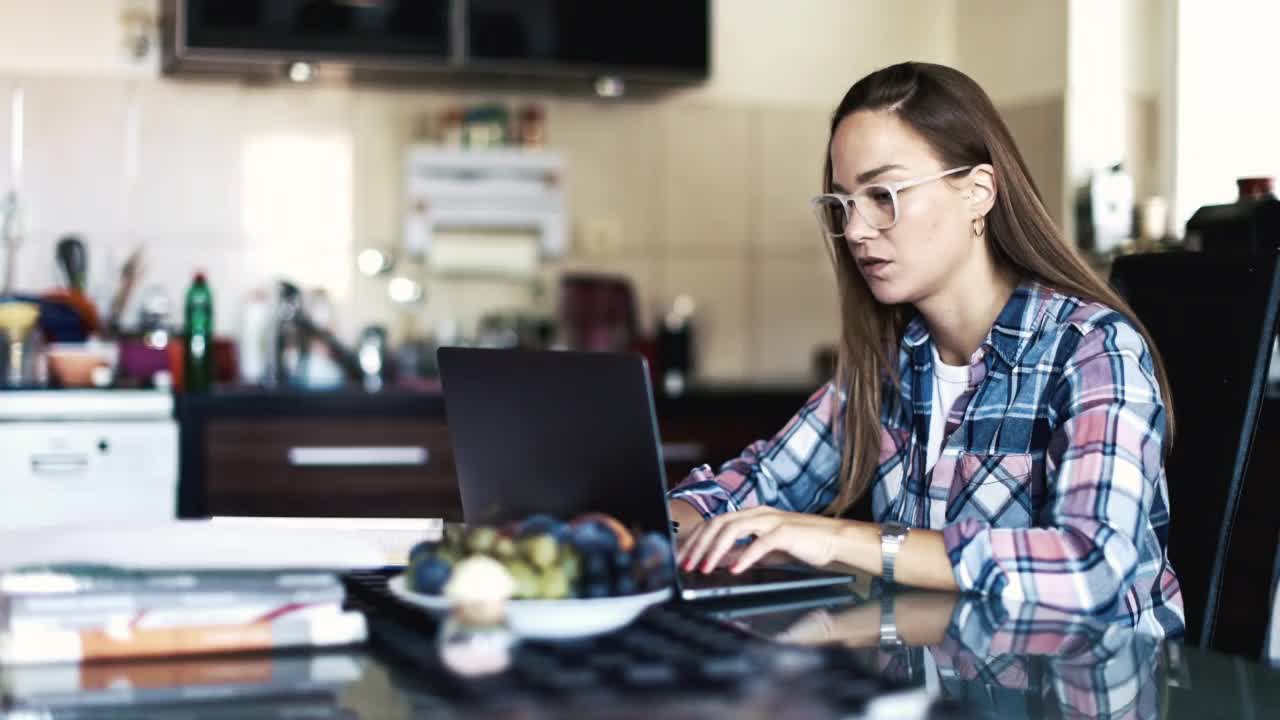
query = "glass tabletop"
xmin=3 ymin=579 xmax=1278 ymax=719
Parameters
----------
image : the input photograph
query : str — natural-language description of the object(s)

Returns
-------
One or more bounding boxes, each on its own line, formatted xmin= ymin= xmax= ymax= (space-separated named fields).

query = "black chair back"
xmin=1109 ymin=250 xmax=1280 ymax=650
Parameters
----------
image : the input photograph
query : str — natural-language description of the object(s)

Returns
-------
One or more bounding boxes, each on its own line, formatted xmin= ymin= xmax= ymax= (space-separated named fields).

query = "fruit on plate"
xmin=570 ymin=512 xmax=635 ymax=552
xmin=410 ymin=554 xmax=453 ymax=595
xmin=406 ymin=512 xmax=674 ymax=601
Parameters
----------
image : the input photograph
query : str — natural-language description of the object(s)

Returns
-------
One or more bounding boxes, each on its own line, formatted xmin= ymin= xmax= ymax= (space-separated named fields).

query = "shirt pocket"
xmin=945 ymin=451 xmax=1042 ymax=526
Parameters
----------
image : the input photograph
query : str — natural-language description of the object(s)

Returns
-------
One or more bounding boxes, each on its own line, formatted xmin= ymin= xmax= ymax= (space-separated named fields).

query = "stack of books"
xmin=1 ymin=650 xmax=362 ymax=714
xmin=0 ymin=565 xmax=367 ymax=665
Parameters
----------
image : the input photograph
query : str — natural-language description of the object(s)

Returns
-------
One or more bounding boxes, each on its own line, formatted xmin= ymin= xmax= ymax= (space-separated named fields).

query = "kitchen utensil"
xmin=105 ymin=246 xmax=144 ymax=335
xmin=55 ymin=235 xmax=88 ymax=293
xmin=0 ymin=301 xmax=40 ymax=387
xmin=356 ymin=324 xmax=391 ymax=392
xmin=0 ymin=191 xmax=20 ymax=295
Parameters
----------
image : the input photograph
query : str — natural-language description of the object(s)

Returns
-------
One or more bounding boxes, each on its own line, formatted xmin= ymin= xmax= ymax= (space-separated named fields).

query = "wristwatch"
xmin=878 ymin=592 xmax=904 ymax=648
xmin=880 ymin=521 xmax=910 ymax=586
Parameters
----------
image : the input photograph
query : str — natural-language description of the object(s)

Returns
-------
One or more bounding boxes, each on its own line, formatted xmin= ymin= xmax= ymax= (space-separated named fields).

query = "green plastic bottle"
xmin=184 ymin=272 xmax=215 ymax=392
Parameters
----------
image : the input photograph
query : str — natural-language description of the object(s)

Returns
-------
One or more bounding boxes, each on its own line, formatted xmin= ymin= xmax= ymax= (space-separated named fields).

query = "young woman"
xmin=671 ymin=62 xmax=1184 ymax=635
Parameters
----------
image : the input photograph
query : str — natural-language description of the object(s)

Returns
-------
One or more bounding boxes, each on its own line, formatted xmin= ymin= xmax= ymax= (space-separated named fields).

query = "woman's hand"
xmin=676 ymin=507 xmax=863 ymax=574
xmin=775 ymin=592 xmax=960 ymax=648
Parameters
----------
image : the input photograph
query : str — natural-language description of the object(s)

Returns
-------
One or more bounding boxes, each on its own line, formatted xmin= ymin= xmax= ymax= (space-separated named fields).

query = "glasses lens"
xmin=812 ymin=196 xmax=847 ymax=236
xmin=854 ymin=186 xmax=896 ymax=228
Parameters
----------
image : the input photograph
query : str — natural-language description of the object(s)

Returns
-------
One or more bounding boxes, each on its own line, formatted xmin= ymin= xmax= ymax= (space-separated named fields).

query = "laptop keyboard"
xmin=341 ymin=570 xmax=922 ymax=715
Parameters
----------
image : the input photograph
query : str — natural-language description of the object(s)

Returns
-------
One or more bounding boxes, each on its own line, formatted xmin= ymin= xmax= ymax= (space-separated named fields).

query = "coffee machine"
xmin=1185 ymin=176 xmax=1280 ymax=253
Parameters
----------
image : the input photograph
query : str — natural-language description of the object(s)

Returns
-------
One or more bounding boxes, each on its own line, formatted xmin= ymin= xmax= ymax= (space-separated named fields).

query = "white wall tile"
xmin=132 ymin=81 xmax=244 ymax=243
xmin=659 ymin=253 xmax=749 ymax=381
xmin=751 ymin=255 xmax=840 ymax=382
xmin=0 ymin=75 xmax=12 ymax=195
xmin=550 ymin=99 xmax=661 ymax=255
xmin=659 ymin=105 xmax=750 ymax=251
xmin=751 ymin=107 xmax=831 ymax=257
xmin=19 ymin=76 xmax=131 ymax=236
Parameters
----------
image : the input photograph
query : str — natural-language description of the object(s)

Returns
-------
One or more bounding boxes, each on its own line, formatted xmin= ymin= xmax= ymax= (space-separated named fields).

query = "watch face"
xmin=882 ymin=521 xmax=909 ymax=538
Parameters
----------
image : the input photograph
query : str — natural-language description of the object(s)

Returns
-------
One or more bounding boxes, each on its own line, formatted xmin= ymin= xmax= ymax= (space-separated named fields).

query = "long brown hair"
xmin=821 ymin=62 xmax=1175 ymax=516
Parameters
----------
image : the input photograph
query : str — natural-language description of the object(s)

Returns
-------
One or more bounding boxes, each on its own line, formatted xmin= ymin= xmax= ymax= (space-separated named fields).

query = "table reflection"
xmin=773 ymin=589 xmax=1164 ymax=719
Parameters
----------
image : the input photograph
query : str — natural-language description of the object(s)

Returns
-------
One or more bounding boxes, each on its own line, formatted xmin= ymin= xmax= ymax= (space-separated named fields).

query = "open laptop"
xmin=436 ymin=346 xmax=852 ymax=601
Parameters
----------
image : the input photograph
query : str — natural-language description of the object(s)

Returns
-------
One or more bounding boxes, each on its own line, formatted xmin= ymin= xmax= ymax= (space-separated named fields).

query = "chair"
xmin=1268 ymin=531 xmax=1280 ymax=666
xmin=1109 ymin=250 xmax=1280 ymax=654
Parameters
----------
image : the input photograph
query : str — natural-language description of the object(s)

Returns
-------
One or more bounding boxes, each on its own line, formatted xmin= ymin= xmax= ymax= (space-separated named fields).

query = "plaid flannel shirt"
xmin=669 ymin=281 xmax=1184 ymax=635
xmin=872 ymin=596 xmax=1164 ymax=718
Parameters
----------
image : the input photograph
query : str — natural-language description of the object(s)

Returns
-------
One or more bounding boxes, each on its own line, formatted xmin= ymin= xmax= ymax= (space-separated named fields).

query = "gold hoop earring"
xmin=972 ymin=216 xmax=986 ymax=237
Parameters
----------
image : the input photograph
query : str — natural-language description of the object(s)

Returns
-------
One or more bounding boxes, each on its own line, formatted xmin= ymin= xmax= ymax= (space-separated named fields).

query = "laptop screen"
xmin=437 ymin=347 xmax=673 ymax=535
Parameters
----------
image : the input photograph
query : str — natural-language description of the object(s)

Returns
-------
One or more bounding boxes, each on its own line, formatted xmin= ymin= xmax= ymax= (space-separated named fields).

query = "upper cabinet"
xmin=161 ymin=0 xmax=710 ymax=95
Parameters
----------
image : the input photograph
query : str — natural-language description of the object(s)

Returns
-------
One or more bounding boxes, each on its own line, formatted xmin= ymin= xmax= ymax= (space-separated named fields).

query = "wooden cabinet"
xmin=655 ymin=386 xmax=813 ymax=487
xmin=179 ymin=391 xmax=463 ymax=521
xmin=202 ymin=417 xmax=461 ymax=520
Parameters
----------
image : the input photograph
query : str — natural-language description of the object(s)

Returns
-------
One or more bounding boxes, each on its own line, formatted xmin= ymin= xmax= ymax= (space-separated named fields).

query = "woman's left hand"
xmin=676 ymin=507 xmax=855 ymax=574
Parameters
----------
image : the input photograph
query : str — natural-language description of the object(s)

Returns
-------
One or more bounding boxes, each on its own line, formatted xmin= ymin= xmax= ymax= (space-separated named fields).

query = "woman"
xmin=672 ymin=62 xmax=1184 ymax=635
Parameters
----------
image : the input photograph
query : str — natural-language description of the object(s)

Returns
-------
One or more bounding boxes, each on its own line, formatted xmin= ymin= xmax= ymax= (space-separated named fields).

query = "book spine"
xmin=0 ymin=609 xmax=367 ymax=665
xmin=6 ymin=599 xmax=346 ymax=633
xmin=4 ymin=585 xmax=345 ymax=620
xmin=1 ymin=570 xmax=340 ymax=595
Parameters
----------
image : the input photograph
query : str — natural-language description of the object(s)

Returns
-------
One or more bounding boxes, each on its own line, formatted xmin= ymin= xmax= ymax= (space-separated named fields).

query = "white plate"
xmin=387 ymin=575 xmax=671 ymax=640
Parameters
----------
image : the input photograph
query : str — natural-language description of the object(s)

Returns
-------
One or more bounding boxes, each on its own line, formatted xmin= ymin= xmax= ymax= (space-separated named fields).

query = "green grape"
xmin=559 ymin=547 xmax=581 ymax=583
xmin=507 ymin=560 xmax=538 ymax=599
xmin=466 ymin=526 xmax=499 ymax=555
xmin=538 ymin=567 xmax=571 ymax=599
xmin=443 ymin=524 xmax=467 ymax=549
xmin=492 ymin=536 xmax=518 ymax=560
xmin=435 ymin=545 xmax=461 ymax=565
xmin=522 ymin=534 xmax=559 ymax=570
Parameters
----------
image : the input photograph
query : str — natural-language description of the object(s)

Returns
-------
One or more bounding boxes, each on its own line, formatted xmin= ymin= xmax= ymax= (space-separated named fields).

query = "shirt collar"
xmin=900 ymin=279 xmax=1052 ymax=368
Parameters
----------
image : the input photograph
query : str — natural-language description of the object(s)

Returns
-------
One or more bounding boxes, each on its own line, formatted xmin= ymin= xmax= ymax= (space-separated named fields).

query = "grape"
xmin=443 ymin=524 xmax=467 ymax=550
xmin=559 ymin=548 xmax=581 ymax=584
xmin=407 ymin=540 xmax=438 ymax=564
xmin=538 ymin=568 xmax=572 ymax=599
xmin=570 ymin=522 xmax=619 ymax=555
xmin=614 ymin=573 xmax=637 ymax=596
xmin=581 ymin=550 xmax=611 ymax=598
xmin=517 ymin=513 xmax=569 ymax=541
xmin=521 ymin=534 xmax=559 ymax=570
xmin=492 ymin=536 xmax=518 ymax=560
xmin=436 ymin=544 xmax=462 ymax=565
xmin=410 ymin=556 xmax=452 ymax=595
xmin=611 ymin=549 xmax=636 ymax=596
xmin=506 ymin=560 xmax=539 ymax=599
xmin=633 ymin=532 xmax=676 ymax=591
xmin=466 ymin=527 xmax=499 ymax=555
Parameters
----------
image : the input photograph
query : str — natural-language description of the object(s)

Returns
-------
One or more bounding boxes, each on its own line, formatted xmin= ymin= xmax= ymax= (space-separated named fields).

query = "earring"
xmin=971 ymin=216 xmax=986 ymax=237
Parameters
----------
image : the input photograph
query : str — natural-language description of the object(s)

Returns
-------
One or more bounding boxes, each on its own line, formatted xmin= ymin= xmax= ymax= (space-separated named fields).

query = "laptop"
xmin=436 ymin=347 xmax=852 ymax=601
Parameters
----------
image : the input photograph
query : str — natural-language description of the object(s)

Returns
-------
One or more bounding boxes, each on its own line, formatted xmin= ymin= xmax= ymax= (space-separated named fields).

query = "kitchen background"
xmin=0 ymin=0 xmax=1273 ymax=388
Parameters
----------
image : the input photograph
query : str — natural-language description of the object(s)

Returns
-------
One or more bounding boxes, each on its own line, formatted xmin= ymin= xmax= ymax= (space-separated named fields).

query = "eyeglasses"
xmin=810 ymin=166 xmax=972 ymax=236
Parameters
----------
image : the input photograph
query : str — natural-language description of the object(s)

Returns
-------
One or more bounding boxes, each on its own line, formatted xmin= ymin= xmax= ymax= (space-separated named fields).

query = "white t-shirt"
xmin=927 ymin=345 xmax=971 ymax=472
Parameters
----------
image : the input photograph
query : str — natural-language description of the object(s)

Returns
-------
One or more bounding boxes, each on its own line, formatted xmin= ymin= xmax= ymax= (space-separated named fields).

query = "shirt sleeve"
xmin=942 ymin=315 xmax=1168 ymax=616
xmin=667 ymin=381 xmax=846 ymax=518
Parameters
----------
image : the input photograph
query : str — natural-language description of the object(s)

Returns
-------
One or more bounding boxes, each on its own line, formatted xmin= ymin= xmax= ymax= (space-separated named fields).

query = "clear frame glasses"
xmin=810 ymin=166 xmax=972 ymax=237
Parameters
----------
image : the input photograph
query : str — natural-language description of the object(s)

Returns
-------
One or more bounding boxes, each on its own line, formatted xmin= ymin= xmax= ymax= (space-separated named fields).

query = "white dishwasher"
xmin=0 ymin=390 xmax=178 ymax=529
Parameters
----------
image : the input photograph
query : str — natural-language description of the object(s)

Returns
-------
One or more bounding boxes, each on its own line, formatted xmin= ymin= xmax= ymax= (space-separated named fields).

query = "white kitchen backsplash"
xmin=0 ymin=71 xmax=839 ymax=382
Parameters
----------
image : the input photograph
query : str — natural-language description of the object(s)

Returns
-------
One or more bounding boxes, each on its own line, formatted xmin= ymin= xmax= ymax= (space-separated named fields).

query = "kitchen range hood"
xmin=161 ymin=0 xmax=710 ymax=95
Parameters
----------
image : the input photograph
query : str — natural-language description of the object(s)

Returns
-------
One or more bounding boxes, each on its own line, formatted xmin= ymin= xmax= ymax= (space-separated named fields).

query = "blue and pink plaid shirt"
xmin=670 ymin=281 xmax=1184 ymax=635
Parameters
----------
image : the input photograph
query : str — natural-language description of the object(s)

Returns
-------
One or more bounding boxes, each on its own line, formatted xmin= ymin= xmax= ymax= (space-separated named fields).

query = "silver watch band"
xmin=880 ymin=521 xmax=910 ymax=586
xmin=878 ymin=593 xmax=903 ymax=647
